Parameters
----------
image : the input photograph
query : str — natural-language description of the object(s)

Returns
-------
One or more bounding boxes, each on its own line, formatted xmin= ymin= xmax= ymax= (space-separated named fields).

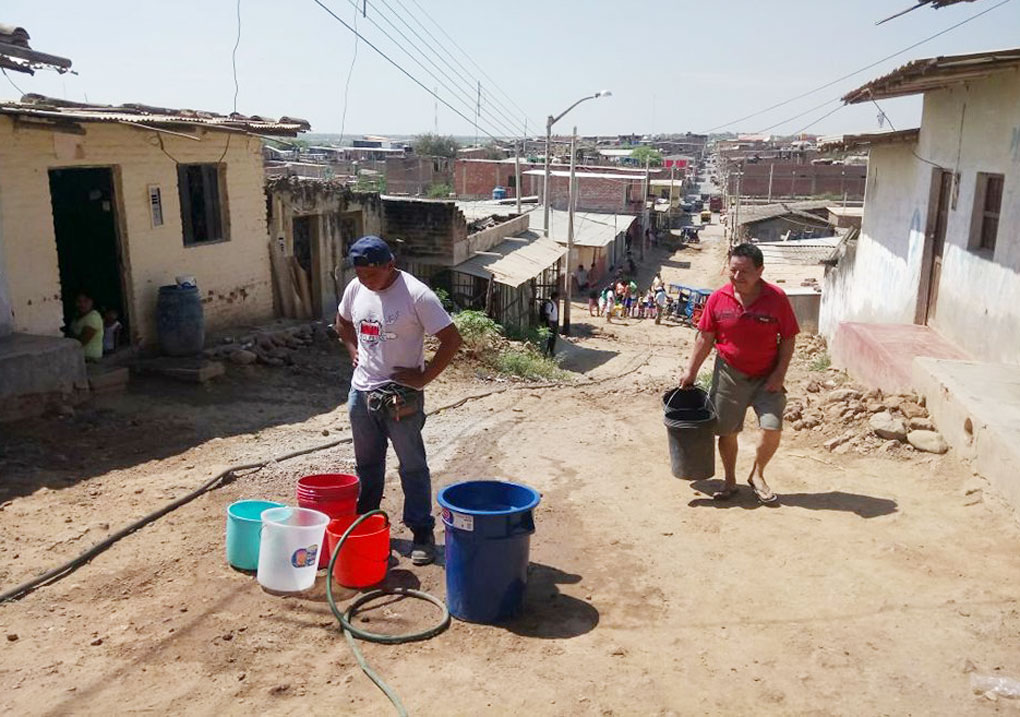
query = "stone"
xmin=908 ymin=417 xmax=935 ymax=431
xmin=805 ymin=381 xmax=822 ymax=393
xmin=823 ymin=435 xmax=848 ymax=452
xmin=865 ymin=401 xmax=884 ymax=414
xmin=826 ymin=388 xmax=862 ymax=404
xmin=907 ymin=430 xmax=949 ymax=454
xmin=6 ymin=633 xmax=17 ymax=641
xmin=882 ymin=396 xmax=903 ymax=411
xmin=869 ymin=411 xmax=908 ymax=441
xmin=90 ymin=637 xmax=103 ymax=646
xmin=785 ymin=407 xmax=803 ymax=422
xmin=791 ymin=420 xmax=806 ymax=431
xmin=229 ymin=350 xmax=257 ymax=365
xmin=880 ymin=439 xmax=899 ymax=454
xmin=899 ymin=401 xmax=926 ymax=419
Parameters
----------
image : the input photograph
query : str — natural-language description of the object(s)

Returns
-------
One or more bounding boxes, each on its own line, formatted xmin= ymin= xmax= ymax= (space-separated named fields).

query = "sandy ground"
xmin=2 ymin=224 xmax=1019 ymax=716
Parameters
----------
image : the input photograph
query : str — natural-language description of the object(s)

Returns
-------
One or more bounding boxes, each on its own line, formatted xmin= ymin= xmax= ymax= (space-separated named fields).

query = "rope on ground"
xmin=0 ymin=353 xmax=651 ymax=604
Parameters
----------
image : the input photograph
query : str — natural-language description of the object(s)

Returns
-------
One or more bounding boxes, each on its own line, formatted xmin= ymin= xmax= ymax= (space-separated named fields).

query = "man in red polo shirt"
xmin=679 ymin=243 xmax=798 ymax=504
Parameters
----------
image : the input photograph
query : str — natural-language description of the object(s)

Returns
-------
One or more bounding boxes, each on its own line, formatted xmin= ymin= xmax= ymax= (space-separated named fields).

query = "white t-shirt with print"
xmin=339 ymin=271 xmax=453 ymax=391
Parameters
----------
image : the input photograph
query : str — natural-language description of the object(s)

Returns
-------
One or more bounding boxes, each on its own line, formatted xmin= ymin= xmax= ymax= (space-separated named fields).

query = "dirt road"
xmin=2 ymin=227 xmax=1019 ymax=715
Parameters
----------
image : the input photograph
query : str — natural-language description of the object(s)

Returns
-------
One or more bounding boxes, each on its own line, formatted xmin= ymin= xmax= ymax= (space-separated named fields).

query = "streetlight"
xmin=543 ymin=90 xmax=611 ymax=238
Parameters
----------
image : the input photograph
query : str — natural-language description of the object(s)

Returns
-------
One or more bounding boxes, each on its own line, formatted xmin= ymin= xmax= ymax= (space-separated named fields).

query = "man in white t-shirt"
xmin=541 ymin=291 xmax=559 ymax=357
xmin=335 ymin=236 xmax=463 ymax=565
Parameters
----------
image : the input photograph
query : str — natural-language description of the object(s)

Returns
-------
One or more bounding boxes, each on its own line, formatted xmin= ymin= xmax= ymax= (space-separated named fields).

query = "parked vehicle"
xmin=709 ymin=196 xmax=723 ymax=212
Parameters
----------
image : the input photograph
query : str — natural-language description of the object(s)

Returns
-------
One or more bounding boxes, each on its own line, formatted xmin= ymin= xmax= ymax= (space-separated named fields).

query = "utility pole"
xmin=641 ymin=154 xmax=650 ymax=260
xmin=767 ymin=163 xmax=774 ymax=204
xmin=543 ymin=115 xmax=553 ymax=237
xmin=668 ymin=165 xmax=676 ymax=208
xmin=474 ymin=81 xmax=481 ymax=149
xmin=564 ymin=126 xmax=577 ymax=336
xmin=734 ymin=169 xmax=742 ymax=246
xmin=514 ymin=139 xmax=522 ymax=215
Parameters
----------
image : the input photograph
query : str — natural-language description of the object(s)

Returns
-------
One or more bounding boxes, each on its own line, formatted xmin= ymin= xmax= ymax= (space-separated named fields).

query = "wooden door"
xmin=921 ymin=170 xmax=952 ymax=325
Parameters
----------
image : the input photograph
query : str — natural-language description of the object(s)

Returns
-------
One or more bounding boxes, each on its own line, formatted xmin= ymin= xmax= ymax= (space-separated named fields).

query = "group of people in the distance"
xmin=575 ymin=255 xmax=670 ymax=326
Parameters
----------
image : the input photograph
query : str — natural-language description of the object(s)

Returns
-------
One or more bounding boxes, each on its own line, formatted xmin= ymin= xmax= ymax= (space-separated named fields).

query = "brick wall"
xmin=533 ymin=173 xmax=644 ymax=214
xmin=726 ymin=162 xmax=867 ymax=199
xmin=385 ymin=157 xmax=454 ymax=196
xmin=381 ymin=199 xmax=466 ymax=265
xmin=0 ymin=118 xmax=274 ymax=346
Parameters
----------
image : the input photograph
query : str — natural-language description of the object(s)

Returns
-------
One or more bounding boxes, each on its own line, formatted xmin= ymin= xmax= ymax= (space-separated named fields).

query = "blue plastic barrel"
xmin=491 ymin=186 xmax=507 ymax=200
xmin=156 ymin=284 xmax=205 ymax=356
xmin=437 ymin=480 xmax=540 ymax=623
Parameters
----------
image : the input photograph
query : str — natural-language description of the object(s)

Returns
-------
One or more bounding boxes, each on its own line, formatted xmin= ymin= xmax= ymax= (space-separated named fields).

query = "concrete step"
xmin=914 ymin=357 xmax=1020 ymax=516
xmin=831 ymin=322 xmax=968 ymax=393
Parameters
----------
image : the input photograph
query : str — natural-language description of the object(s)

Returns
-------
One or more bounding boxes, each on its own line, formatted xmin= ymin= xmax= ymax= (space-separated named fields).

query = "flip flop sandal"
xmin=712 ymin=486 xmax=739 ymax=501
xmin=747 ymin=477 xmax=778 ymax=504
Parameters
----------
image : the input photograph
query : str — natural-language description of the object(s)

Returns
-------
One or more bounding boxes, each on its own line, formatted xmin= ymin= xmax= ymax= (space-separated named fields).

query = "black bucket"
xmin=662 ymin=387 xmax=716 ymax=480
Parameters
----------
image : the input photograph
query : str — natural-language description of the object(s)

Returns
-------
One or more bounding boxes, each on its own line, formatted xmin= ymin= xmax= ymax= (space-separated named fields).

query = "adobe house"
xmin=0 ymin=95 xmax=308 ymax=417
xmin=819 ymin=47 xmax=1020 ymax=514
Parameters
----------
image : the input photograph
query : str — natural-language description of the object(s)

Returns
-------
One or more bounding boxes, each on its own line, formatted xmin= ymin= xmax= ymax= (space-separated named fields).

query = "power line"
xmin=370 ymin=0 xmax=528 ymax=138
xmin=310 ymin=0 xmax=503 ymax=141
xmin=403 ymin=0 xmax=539 ymax=132
xmin=383 ymin=0 xmax=533 ymax=136
xmin=704 ymin=0 xmax=1015 ymax=133
xmin=336 ymin=0 xmax=519 ymax=138
xmin=231 ymin=0 xmax=242 ymax=114
xmin=1 ymin=67 xmax=25 ymax=97
xmin=338 ymin=2 xmax=360 ymax=145
xmin=756 ymin=96 xmax=843 ymax=134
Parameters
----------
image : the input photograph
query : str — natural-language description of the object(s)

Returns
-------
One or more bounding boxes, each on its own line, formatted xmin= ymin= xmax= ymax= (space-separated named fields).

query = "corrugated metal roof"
xmin=0 ymin=94 xmax=310 ymax=135
xmin=543 ymin=209 xmax=636 ymax=247
xmin=842 ymin=47 xmax=1020 ymax=103
xmin=757 ymin=237 xmax=841 ymax=265
xmin=736 ymin=201 xmax=833 ymax=226
xmin=453 ymin=231 xmax=565 ymax=287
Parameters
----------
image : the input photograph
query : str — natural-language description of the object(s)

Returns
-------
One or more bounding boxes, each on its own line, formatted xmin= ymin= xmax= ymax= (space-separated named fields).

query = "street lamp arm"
xmin=550 ymin=95 xmax=597 ymax=128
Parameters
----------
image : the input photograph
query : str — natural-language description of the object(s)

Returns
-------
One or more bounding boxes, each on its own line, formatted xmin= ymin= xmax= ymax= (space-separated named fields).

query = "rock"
xmin=791 ymin=420 xmax=806 ymax=431
xmin=785 ymin=408 xmax=802 ymax=422
xmin=869 ymin=412 xmax=908 ymax=441
xmin=269 ymin=684 xmax=290 ymax=695
xmin=865 ymin=388 xmax=883 ymax=401
xmin=826 ymin=388 xmax=862 ymax=404
xmin=823 ymin=436 xmax=848 ymax=452
xmin=229 ymin=350 xmax=257 ymax=366
xmin=907 ymin=430 xmax=949 ymax=454
xmin=880 ymin=440 xmax=900 ymax=453
xmin=805 ymin=381 xmax=822 ymax=393
xmin=6 ymin=633 xmax=17 ymax=642
xmin=908 ymin=417 xmax=935 ymax=431
xmin=865 ymin=401 xmax=884 ymax=414
xmin=899 ymin=401 xmax=926 ymax=419
xmin=90 ymin=637 xmax=103 ymax=646
xmin=882 ymin=396 xmax=903 ymax=411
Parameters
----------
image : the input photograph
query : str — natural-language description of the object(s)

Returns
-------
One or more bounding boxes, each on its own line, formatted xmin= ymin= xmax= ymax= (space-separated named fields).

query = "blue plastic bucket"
xmin=437 ymin=480 xmax=541 ymax=623
xmin=226 ymin=499 xmax=284 ymax=571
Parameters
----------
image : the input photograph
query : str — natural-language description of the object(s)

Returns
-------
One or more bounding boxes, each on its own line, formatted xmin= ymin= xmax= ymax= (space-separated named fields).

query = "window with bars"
xmin=178 ymin=163 xmax=228 ymax=246
xmin=969 ymin=172 xmax=1003 ymax=254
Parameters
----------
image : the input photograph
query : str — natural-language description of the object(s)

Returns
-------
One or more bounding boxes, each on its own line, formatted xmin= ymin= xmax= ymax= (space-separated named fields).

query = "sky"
xmin=2 ymin=0 xmax=1019 ymax=140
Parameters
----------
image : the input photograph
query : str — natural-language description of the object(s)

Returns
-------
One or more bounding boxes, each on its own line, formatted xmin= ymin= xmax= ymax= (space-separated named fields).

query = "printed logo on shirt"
xmin=358 ymin=318 xmax=398 ymax=348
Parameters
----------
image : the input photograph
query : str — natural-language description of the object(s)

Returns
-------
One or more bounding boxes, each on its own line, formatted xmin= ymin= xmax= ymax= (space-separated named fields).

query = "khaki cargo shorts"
xmin=710 ymin=357 xmax=786 ymax=435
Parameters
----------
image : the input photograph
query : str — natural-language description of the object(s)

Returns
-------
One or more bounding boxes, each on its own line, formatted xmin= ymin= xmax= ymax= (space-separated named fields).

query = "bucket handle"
xmin=665 ymin=386 xmax=716 ymax=414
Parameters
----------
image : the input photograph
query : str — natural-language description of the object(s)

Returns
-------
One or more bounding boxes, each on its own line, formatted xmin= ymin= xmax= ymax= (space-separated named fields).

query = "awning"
xmin=453 ymin=230 xmax=565 ymax=288
xmin=544 ymin=209 xmax=635 ymax=247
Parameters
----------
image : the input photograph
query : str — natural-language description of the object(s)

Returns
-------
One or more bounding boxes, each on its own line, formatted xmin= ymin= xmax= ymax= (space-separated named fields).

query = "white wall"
xmin=0 ymin=119 xmax=275 ymax=345
xmin=821 ymin=70 xmax=1020 ymax=364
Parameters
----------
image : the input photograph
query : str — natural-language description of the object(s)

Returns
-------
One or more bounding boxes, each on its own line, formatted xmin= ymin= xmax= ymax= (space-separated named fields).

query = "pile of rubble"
xmin=203 ymin=322 xmax=337 ymax=368
xmin=786 ymin=382 xmax=950 ymax=457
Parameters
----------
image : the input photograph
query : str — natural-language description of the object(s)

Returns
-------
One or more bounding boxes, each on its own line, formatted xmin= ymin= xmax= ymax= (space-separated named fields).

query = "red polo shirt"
xmin=697 ymin=281 xmax=799 ymax=378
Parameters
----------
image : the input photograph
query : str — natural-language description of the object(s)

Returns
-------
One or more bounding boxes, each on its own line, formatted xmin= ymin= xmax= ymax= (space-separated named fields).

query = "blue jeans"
xmin=348 ymin=388 xmax=435 ymax=533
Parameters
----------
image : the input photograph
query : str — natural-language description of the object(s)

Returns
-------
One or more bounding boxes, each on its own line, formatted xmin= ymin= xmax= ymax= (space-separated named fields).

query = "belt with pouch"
xmin=367 ymin=382 xmax=423 ymax=421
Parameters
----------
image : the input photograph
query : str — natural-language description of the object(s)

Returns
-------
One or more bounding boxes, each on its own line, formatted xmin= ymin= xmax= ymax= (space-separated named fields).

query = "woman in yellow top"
xmin=71 ymin=291 xmax=104 ymax=361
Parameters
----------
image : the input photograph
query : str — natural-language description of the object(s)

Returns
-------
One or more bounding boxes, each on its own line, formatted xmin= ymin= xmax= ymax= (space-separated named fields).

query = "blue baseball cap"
xmin=348 ymin=235 xmax=393 ymax=267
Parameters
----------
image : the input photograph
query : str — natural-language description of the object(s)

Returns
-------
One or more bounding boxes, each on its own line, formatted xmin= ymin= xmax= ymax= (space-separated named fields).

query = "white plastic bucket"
xmin=256 ymin=506 xmax=330 ymax=592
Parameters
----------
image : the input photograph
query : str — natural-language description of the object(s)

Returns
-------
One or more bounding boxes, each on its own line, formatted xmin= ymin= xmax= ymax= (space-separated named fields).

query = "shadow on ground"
xmin=687 ymin=480 xmax=898 ymax=518
xmin=0 ymin=342 xmax=352 ymax=501
xmin=556 ymin=337 xmax=619 ymax=374
xmin=503 ymin=563 xmax=599 ymax=639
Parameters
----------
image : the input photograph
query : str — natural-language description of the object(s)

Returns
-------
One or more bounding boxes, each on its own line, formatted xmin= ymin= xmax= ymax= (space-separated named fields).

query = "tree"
xmin=413 ymin=133 xmax=459 ymax=158
xmin=630 ymin=146 xmax=664 ymax=167
xmin=426 ymin=183 xmax=453 ymax=198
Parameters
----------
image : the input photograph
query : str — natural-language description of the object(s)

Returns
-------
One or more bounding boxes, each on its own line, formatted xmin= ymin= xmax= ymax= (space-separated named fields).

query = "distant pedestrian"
xmin=679 ymin=243 xmax=799 ymax=504
xmin=654 ymin=286 xmax=667 ymax=324
xmin=541 ymin=291 xmax=560 ymax=356
xmin=335 ymin=236 xmax=464 ymax=565
xmin=574 ymin=264 xmax=589 ymax=292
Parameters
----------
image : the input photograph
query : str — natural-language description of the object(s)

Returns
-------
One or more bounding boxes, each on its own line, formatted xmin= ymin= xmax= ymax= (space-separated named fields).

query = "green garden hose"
xmin=325 ymin=510 xmax=450 ymax=716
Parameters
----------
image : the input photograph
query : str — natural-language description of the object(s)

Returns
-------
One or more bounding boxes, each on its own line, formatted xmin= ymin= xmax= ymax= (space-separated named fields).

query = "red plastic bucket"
xmin=326 ymin=514 xmax=390 ymax=588
xmin=297 ymin=473 xmax=359 ymax=567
